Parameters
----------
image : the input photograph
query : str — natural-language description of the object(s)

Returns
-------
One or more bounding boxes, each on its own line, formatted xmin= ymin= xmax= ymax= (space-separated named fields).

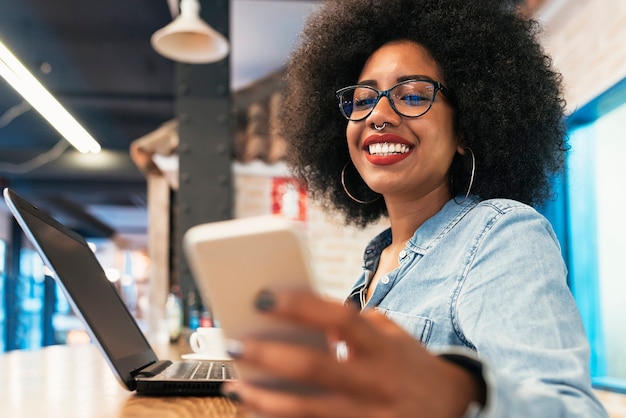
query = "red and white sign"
xmin=271 ymin=177 xmax=307 ymax=221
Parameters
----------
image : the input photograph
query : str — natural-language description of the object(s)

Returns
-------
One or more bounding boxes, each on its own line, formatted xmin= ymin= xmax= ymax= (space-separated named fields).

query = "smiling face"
xmin=346 ymin=40 xmax=462 ymax=206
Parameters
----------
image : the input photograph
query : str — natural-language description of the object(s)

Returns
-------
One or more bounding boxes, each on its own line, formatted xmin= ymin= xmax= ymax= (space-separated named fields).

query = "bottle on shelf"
xmin=165 ymin=287 xmax=183 ymax=343
xmin=186 ymin=291 xmax=200 ymax=331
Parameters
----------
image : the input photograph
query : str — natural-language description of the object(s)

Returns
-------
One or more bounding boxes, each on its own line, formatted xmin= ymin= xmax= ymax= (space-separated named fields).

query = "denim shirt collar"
xmin=345 ymin=196 xmax=480 ymax=307
xmin=407 ymin=196 xmax=480 ymax=255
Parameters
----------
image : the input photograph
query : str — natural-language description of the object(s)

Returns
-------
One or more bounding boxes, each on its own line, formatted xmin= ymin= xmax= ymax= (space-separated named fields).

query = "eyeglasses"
xmin=336 ymin=79 xmax=453 ymax=121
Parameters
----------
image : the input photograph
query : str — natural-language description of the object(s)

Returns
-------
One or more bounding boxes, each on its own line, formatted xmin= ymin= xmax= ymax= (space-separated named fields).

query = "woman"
xmin=221 ymin=0 xmax=609 ymax=416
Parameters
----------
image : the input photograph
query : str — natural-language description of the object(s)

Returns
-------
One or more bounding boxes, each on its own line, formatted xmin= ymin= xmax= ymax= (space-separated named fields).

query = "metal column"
xmin=174 ymin=0 xmax=232 ymax=322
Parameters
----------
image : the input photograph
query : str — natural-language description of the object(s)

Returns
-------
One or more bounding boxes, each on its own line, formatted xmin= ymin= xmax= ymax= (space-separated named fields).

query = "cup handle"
xmin=189 ymin=332 xmax=201 ymax=353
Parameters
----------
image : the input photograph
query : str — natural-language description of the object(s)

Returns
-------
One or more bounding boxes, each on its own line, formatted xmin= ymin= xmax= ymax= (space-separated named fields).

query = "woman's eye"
xmin=354 ymin=97 xmax=377 ymax=109
xmin=399 ymin=94 xmax=426 ymax=106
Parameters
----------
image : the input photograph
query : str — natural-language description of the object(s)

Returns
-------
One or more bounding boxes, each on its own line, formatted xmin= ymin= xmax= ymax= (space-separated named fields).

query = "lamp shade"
xmin=151 ymin=0 xmax=229 ymax=64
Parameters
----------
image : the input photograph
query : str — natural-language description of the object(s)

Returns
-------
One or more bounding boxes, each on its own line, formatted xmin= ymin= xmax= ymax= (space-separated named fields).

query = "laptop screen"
xmin=5 ymin=189 xmax=157 ymax=389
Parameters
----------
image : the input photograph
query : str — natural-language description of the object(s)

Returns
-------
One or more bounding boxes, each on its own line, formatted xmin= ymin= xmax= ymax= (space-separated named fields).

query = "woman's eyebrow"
xmin=356 ymin=74 xmax=437 ymax=86
xmin=355 ymin=79 xmax=377 ymax=87
xmin=397 ymin=74 xmax=435 ymax=82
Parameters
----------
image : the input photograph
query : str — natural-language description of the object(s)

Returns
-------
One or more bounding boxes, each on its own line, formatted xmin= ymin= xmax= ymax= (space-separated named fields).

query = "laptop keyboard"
xmin=167 ymin=361 xmax=237 ymax=380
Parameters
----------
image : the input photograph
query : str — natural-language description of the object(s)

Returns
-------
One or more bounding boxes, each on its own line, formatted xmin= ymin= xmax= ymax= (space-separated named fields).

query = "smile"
xmin=368 ymin=142 xmax=411 ymax=156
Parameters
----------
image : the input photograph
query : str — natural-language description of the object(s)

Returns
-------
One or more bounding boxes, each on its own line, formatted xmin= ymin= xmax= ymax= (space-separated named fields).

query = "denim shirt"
xmin=346 ymin=197 xmax=608 ymax=417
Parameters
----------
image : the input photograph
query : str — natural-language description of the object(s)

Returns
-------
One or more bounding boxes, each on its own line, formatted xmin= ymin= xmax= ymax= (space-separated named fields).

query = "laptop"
xmin=2 ymin=187 xmax=237 ymax=396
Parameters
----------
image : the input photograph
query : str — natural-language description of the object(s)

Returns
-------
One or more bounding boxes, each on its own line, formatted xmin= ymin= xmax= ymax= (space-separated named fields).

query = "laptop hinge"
xmin=135 ymin=360 xmax=173 ymax=377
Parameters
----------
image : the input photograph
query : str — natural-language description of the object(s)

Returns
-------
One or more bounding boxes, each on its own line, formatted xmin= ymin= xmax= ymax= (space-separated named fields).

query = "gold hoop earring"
xmin=453 ymin=147 xmax=476 ymax=204
xmin=341 ymin=162 xmax=381 ymax=204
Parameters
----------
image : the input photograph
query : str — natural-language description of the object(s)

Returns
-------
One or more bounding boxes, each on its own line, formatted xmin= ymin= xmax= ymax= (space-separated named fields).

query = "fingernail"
xmin=255 ymin=289 xmax=275 ymax=311
xmin=224 ymin=390 xmax=241 ymax=404
xmin=226 ymin=339 xmax=244 ymax=359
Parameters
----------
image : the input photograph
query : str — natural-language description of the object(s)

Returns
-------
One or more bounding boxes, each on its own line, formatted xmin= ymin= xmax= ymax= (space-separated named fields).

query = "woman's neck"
xmin=385 ymin=188 xmax=451 ymax=244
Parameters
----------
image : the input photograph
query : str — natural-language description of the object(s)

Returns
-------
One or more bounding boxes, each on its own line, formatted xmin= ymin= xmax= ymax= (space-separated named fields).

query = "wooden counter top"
xmin=0 ymin=342 xmax=243 ymax=418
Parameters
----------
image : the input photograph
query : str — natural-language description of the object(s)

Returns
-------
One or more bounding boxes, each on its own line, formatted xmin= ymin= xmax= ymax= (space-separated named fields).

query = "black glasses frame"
xmin=335 ymin=79 xmax=454 ymax=121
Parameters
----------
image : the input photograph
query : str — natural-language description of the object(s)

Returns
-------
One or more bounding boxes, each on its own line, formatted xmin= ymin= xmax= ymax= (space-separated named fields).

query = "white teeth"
xmin=368 ymin=142 xmax=410 ymax=156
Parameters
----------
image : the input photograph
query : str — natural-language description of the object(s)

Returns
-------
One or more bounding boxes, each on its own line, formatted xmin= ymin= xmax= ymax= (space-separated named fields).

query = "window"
xmin=17 ymin=247 xmax=47 ymax=349
xmin=562 ymin=77 xmax=626 ymax=393
xmin=0 ymin=229 xmax=148 ymax=350
xmin=0 ymin=239 xmax=5 ymax=352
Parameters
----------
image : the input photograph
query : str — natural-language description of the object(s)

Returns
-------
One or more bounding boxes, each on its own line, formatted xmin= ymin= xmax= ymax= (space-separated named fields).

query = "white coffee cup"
xmin=188 ymin=327 xmax=230 ymax=360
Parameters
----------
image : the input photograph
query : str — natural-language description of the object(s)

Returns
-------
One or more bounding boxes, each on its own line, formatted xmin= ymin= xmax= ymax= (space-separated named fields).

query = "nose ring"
xmin=374 ymin=123 xmax=386 ymax=131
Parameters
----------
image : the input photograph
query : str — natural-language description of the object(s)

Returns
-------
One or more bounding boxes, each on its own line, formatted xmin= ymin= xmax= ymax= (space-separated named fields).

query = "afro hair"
xmin=281 ymin=0 xmax=567 ymax=227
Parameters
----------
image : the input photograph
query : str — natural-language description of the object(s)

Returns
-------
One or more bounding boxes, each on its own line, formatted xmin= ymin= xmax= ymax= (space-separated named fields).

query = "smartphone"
xmin=183 ymin=215 xmax=329 ymax=393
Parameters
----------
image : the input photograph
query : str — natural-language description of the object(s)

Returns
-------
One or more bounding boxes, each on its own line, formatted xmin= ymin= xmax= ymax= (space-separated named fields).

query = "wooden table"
xmin=0 ymin=342 xmax=244 ymax=418
xmin=4 ymin=342 xmax=623 ymax=418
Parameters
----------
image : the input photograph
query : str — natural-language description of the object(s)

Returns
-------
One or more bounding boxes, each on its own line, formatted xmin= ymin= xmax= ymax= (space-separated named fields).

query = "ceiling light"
xmin=0 ymin=40 xmax=101 ymax=154
xmin=151 ymin=0 xmax=230 ymax=64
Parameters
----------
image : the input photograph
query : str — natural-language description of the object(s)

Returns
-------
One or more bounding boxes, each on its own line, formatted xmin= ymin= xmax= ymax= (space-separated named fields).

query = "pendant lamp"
xmin=151 ymin=0 xmax=229 ymax=64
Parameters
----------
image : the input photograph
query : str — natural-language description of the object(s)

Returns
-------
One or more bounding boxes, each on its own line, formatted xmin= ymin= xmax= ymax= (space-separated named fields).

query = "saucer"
xmin=181 ymin=352 xmax=232 ymax=361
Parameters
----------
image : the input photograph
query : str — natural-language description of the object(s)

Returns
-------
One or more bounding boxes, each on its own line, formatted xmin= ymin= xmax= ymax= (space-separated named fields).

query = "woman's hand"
xmin=221 ymin=288 xmax=484 ymax=418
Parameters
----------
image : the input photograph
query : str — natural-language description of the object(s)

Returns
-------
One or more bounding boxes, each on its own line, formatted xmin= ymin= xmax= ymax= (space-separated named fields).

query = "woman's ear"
xmin=456 ymin=137 xmax=466 ymax=155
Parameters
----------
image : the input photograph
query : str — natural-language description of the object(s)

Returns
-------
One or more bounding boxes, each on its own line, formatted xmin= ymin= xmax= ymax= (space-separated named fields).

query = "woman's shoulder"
xmin=454 ymin=197 xmax=554 ymax=234
xmin=474 ymin=197 xmax=536 ymax=213
xmin=425 ymin=197 xmax=544 ymax=238
xmin=442 ymin=197 xmax=546 ymax=224
xmin=467 ymin=197 xmax=548 ymax=222
xmin=466 ymin=198 xmax=558 ymax=241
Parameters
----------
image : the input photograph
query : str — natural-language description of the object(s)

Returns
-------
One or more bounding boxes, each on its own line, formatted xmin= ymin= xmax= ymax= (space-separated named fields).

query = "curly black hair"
xmin=281 ymin=0 xmax=567 ymax=227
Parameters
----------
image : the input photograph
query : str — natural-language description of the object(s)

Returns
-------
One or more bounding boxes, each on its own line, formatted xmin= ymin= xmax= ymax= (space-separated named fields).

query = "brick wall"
xmin=536 ymin=0 xmax=626 ymax=110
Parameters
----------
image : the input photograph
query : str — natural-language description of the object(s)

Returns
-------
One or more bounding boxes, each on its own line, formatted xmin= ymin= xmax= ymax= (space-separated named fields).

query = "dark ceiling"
xmin=0 ymin=0 xmax=175 ymax=238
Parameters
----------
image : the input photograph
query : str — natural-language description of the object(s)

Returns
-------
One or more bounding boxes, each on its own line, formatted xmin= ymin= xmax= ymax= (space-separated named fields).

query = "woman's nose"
xmin=368 ymin=95 xmax=401 ymax=125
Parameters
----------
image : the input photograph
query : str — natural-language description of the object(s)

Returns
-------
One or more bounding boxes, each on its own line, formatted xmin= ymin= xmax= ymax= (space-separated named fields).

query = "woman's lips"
xmin=363 ymin=134 xmax=414 ymax=165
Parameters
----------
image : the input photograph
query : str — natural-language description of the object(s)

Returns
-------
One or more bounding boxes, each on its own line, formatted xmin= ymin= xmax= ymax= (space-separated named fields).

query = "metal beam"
xmin=175 ymin=0 xmax=232 ymax=323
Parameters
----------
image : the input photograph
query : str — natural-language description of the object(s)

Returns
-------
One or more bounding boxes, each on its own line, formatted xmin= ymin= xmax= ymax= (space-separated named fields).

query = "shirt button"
xmin=381 ymin=276 xmax=390 ymax=285
xmin=399 ymin=250 xmax=407 ymax=259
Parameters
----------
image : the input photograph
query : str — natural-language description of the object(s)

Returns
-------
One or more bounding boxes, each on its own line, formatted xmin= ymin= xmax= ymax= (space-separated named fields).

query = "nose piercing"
xmin=374 ymin=123 xmax=386 ymax=131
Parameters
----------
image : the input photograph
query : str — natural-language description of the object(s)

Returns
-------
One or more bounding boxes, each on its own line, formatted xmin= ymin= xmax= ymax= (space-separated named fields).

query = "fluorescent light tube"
xmin=0 ymin=40 xmax=101 ymax=153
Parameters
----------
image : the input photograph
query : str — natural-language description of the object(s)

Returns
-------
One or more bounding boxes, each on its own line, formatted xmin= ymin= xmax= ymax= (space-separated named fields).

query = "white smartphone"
xmin=183 ymin=215 xmax=329 ymax=393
